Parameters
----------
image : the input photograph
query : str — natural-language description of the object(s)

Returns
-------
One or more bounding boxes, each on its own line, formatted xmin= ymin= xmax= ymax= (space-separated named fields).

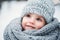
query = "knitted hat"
xmin=21 ymin=0 xmax=55 ymax=23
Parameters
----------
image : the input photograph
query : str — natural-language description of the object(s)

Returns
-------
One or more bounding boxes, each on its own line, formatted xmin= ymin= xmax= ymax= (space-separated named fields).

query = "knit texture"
xmin=3 ymin=0 xmax=60 ymax=40
xmin=3 ymin=17 xmax=60 ymax=40
xmin=22 ymin=0 xmax=55 ymax=23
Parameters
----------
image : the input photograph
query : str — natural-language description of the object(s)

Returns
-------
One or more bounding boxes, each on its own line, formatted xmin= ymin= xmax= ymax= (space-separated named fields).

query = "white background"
xmin=0 ymin=1 xmax=60 ymax=40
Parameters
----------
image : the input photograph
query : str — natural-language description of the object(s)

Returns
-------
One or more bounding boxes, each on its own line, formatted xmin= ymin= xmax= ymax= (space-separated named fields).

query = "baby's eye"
xmin=26 ymin=14 xmax=30 ymax=17
xmin=36 ymin=18 xmax=42 ymax=21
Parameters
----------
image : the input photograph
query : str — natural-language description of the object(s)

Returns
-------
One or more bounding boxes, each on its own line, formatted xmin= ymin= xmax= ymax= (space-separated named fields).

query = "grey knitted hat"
xmin=22 ymin=0 xmax=55 ymax=23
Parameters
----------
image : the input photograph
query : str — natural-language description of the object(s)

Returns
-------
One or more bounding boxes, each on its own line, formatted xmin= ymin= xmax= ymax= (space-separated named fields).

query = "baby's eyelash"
xmin=36 ymin=18 xmax=42 ymax=21
xmin=26 ymin=14 xmax=30 ymax=17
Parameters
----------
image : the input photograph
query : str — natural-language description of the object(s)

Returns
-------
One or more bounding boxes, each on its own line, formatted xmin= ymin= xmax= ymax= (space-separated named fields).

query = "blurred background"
xmin=0 ymin=0 xmax=60 ymax=40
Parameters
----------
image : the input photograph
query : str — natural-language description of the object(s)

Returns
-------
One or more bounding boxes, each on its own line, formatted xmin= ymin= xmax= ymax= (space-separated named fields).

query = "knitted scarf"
xmin=3 ymin=17 xmax=60 ymax=40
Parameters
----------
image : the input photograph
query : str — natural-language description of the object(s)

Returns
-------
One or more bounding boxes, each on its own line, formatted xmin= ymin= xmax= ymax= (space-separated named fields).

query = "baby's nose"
xmin=29 ymin=18 xmax=35 ymax=24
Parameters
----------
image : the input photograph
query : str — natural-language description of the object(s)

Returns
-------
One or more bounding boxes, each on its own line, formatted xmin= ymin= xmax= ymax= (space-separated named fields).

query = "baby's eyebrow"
xmin=36 ymin=16 xmax=43 ymax=18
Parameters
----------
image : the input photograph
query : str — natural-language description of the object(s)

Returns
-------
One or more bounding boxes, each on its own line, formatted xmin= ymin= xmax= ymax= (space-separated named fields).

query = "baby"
xmin=3 ymin=0 xmax=60 ymax=40
xmin=21 ymin=0 xmax=54 ymax=30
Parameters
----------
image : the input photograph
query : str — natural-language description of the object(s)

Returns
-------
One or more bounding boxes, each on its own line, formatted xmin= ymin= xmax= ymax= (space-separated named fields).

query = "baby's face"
xmin=21 ymin=13 xmax=46 ymax=30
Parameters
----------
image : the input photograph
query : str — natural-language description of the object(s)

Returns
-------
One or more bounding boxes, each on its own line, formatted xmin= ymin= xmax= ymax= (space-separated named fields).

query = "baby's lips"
xmin=26 ymin=25 xmax=35 ymax=29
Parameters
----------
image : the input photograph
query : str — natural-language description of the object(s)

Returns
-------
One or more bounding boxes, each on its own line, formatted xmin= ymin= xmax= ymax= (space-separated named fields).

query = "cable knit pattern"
xmin=3 ymin=17 xmax=60 ymax=40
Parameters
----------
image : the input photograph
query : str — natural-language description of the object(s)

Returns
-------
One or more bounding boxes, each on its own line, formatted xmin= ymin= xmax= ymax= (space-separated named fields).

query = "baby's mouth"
xmin=26 ymin=25 xmax=35 ymax=29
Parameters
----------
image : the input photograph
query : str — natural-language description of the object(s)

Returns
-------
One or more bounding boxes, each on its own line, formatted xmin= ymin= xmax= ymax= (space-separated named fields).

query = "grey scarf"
xmin=3 ymin=17 xmax=60 ymax=40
